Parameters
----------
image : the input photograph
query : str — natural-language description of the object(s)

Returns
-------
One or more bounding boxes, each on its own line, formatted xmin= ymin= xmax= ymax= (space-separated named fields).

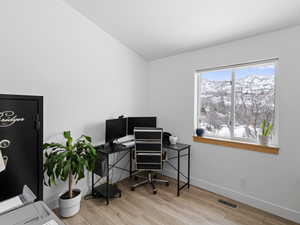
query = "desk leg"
xmin=188 ymin=147 xmax=190 ymax=189
xmin=106 ymin=154 xmax=109 ymax=205
xmin=130 ymin=149 xmax=132 ymax=178
xmin=177 ymin=151 xmax=180 ymax=197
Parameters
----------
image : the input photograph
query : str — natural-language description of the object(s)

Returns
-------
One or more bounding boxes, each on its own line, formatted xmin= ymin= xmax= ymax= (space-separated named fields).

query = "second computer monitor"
xmin=105 ymin=118 xmax=127 ymax=143
xmin=127 ymin=117 xmax=157 ymax=135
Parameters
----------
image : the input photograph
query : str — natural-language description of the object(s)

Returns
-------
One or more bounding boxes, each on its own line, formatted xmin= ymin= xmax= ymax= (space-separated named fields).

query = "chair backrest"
xmin=134 ymin=127 xmax=163 ymax=171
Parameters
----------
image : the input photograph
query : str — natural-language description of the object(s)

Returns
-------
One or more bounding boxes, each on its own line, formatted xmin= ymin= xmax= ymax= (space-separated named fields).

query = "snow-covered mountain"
xmin=236 ymin=74 xmax=274 ymax=92
xmin=201 ymin=74 xmax=274 ymax=94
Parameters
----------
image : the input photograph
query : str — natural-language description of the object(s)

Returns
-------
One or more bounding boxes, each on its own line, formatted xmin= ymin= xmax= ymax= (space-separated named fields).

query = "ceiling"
xmin=65 ymin=0 xmax=300 ymax=60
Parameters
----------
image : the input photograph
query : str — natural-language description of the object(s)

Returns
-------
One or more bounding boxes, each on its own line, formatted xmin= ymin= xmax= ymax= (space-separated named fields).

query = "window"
xmin=195 ymin=59 xmax=278 ymax=145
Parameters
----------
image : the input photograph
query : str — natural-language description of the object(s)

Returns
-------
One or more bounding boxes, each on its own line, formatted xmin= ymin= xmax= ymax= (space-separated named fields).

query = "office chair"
xmin=131 ymin=127 xmax=169 ymax=194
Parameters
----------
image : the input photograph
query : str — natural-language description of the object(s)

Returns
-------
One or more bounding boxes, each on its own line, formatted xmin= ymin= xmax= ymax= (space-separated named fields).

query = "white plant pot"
xmin=58 ymin=189 xmax=81 ymax=218
xmin=169 ymin=136 xmax=178 ymax=145
xmin=259 ymin=135 xmax=269 ymax=146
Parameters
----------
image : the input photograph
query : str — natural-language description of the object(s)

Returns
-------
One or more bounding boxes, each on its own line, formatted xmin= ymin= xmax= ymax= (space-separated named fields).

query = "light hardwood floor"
xmin=61 ymin=177 xmax=298 ymax=225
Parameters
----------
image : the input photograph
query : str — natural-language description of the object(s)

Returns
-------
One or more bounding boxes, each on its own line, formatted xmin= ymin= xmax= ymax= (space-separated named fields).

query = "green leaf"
xmin=43 ymin=131 xmax=97 ymax=188
xmin=61 ymin=161 xmax=70 ymax=181
xmin=265 ymin=123 xmax=273 ymax=137
xmin=63 ymin=131 xmax=73 ymax=150
xmin=84 ymin=135 xmax=92 ymax=143
xmin=261 ymin=120 xmax=273 ymax=137
xmin=43 ymin=143 xmax=66 ymax=152
xmin=63 ymin=131 xmax=71 ymax=139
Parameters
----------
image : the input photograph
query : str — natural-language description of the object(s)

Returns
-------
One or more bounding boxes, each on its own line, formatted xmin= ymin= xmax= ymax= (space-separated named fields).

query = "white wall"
xmin=0 ymin=0 xmax=149 ymax=208
xmin=150 ymin=26 xmax=300 ymax=223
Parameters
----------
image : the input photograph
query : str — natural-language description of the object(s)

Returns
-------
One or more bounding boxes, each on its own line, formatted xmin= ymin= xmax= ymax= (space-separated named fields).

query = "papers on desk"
xmin=0 ymin=196 xmax=23 ymax=214
xmin=115 ymin=135 xmax=134 ymax=143
xmin=109 ymin=135 xmax=135 ymax=148
xmin=121 ymin=141 xmax=135 ymax=147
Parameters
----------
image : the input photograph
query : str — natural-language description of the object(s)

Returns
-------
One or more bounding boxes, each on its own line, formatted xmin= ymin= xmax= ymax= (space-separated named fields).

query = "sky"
xmin=201 ymin=64 xmax=275 ymax=81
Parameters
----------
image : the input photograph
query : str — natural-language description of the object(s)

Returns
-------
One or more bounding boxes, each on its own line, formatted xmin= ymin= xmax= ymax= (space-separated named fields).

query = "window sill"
xmin=193 ymin=136 xmax=279 ymax=155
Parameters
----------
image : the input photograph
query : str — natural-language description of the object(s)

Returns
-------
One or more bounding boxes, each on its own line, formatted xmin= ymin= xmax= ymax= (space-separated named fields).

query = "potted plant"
xmin=43 ymin=131 xmax=97 ymax=217
xmin=259 ymin=120 xmax=273 ymax=145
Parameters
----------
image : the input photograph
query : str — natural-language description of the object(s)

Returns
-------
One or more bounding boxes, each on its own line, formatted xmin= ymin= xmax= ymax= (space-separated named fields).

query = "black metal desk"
xmin=92 ymin=142 xmax=190 ymax=203
xmin=92 ymin=144 xmax=134 ymax=205
xmin=164 ymin=143 xmax=191 ymax=196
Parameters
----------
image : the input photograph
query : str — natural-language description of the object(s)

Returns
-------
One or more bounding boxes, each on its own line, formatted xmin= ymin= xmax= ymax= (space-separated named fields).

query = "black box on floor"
xmin=93 ymin=184 xmax=121 ymax=198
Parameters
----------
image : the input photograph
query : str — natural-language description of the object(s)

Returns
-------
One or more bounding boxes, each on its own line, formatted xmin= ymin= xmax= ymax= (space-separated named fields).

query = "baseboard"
xmin=163 ymin=169 xmax=300 ymax=224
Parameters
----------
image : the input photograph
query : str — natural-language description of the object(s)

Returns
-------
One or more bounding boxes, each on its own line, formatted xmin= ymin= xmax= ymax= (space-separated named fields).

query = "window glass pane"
xmin=199 ymin=70 xmax=232 ymax=138
xmin=234 ymin=64 xmax=275 ymax=140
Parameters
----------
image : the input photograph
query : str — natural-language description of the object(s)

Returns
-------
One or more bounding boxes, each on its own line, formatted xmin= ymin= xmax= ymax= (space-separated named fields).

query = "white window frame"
xmin=194 ymin=58 xmax=279 ymax=145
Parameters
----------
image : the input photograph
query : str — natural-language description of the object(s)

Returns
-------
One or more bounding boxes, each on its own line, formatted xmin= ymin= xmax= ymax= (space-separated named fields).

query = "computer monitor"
xmin=105 ymin=118 xmax=127 ymax=143
xmin=127 ymin=117 xmax=157 ymax=135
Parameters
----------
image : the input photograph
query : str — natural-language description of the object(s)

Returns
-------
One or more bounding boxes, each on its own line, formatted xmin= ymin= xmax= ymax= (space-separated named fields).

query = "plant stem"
xmin=69 ymin=171 xmax=73 ymax=199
